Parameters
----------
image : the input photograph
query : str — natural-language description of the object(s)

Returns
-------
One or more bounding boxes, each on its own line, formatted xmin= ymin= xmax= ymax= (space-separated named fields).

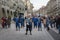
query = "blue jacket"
xmin=33 ymin=17 xmax=38 ymax=23
xmin=38 ymin=18 xmax=42 ymax=27
xmin=19 ymin=17 xmax=24 ymax=23
xmin=13 ymin=17 xmax=19 ymax=25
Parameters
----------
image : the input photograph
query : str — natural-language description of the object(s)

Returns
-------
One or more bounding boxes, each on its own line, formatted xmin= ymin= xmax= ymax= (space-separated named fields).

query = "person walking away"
xmin=56 ymin=14 xmax=60 ymax=34
xmin=7 ymin=16 xmax=11 ymax=28
xmin=50 ymin=16 xmax=53 ymax=28
xmin=38 ymin=16 xmax=42 ymax=31
xmin=19 ymin=16 xmax=25 ymax=28
xmin=46 ymin=17 xmax=50 ymax=31
xmin=33 ymin=16 xmax=38 ymax=28
xmin=13 ymin=16 xmax=20 ymax=31
xmin=4 ymin=17 xmax=8 ymax=29
xmin=55 ymin=15 xmax=59 ymax=29
xmin=53 ymin=16 xmax=56 ymax=27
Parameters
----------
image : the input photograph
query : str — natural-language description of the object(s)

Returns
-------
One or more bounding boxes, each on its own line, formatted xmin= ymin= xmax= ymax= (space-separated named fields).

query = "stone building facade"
xmin=46 ymin=0 xmax=60 ymax=16
xmin=22 ymin=0 xmax=33 ymax=16
xmin=0 ymin=0 xmax=27 ymax=18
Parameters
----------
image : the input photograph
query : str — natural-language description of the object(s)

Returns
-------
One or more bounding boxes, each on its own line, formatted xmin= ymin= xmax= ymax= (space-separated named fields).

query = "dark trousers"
xmin=26 ymin=25 xmax=32 ymax=34
xmin=56 ymin=23 xmax=58 ymax=29
xmin=38 ymin=23 xmax=42 ymax=31
xmin=16 ymin=24 xmax=20 ymax=31
xmin=57 ymin=25 xmax=60 ymax=33
xmin=34 ymin=22 xmax=37 ymax=28
xmin=46 ymin=24 xmax=50 ymax=30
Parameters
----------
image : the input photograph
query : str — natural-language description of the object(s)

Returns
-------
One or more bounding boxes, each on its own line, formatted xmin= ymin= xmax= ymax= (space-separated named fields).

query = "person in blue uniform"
xmin=38 ymin=16 xmax=42 ymax=31
xmin=13 ymin=16 xmax=20 ymax=31
xmin=20 ymin=16 xmax=25 ymax=28
xmin=32 ymin=16 xmax=38 ymax=28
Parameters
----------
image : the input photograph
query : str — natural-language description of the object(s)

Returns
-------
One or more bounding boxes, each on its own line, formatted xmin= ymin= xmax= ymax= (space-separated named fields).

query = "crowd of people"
xmin=1 ymin=16 xmax=11 ymax=29
xmin=1 ymin=14 xmax=60 ymax=35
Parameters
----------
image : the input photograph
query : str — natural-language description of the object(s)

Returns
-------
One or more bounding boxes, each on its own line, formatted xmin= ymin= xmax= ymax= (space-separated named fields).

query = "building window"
xmin=2 ymin=8 xmax=5 ymax=14
xmin=11 ymin=11 xmax=12 ymax=15
xmin=7 ymin=10 xmax=9 ymax=14
xmin=13 ymin=3 xmax=16 ymax=6
xmin=25 ymin=7 xmax=27 ymax=10
xmin=20 ymin=8 xmax=21 ymax=10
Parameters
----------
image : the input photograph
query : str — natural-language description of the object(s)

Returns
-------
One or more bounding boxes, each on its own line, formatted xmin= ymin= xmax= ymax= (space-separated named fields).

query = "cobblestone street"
xmin=0 ymin=23 xmax=54 ymax=40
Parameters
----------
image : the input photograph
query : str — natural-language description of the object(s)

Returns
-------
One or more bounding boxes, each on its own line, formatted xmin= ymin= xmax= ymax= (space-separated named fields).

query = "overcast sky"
xmin=30 ymin=0 xmax=50 ymax=11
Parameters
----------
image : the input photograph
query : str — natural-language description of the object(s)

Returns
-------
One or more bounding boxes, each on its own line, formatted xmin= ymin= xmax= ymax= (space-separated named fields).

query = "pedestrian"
xmin=52 ymin=16 xmax=56 ymax=27
xmin=50 ymin=16 xmax=53 ymax=28
xmin=7 ymin=16 xmax=11 ymax=28
xmin=1 ymin=17 xmax=5 ymax=28
xmin=55 ymin=15 xmax=59 ymax=29
xmin=43 ymin=16 xmax=46 ymax=28
xmin=25 ymin=15 xmax=32 ymax=35
xmin=56 ymin=14 xmax=60 ymax=34
xmin=19 ymin=16 xmax=25 ymax=28
xmin=4 ymin=17 xmax=8 ymax=29
xmin=13 ymin=16 xmax=20 ymax=31
xmin=38 ymin=16 xmax=42 ymax=31
xmin=32 ymin=16 xmax=38 ymax=28
xmin=46 ymin=17 xmax=50 ymax=31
